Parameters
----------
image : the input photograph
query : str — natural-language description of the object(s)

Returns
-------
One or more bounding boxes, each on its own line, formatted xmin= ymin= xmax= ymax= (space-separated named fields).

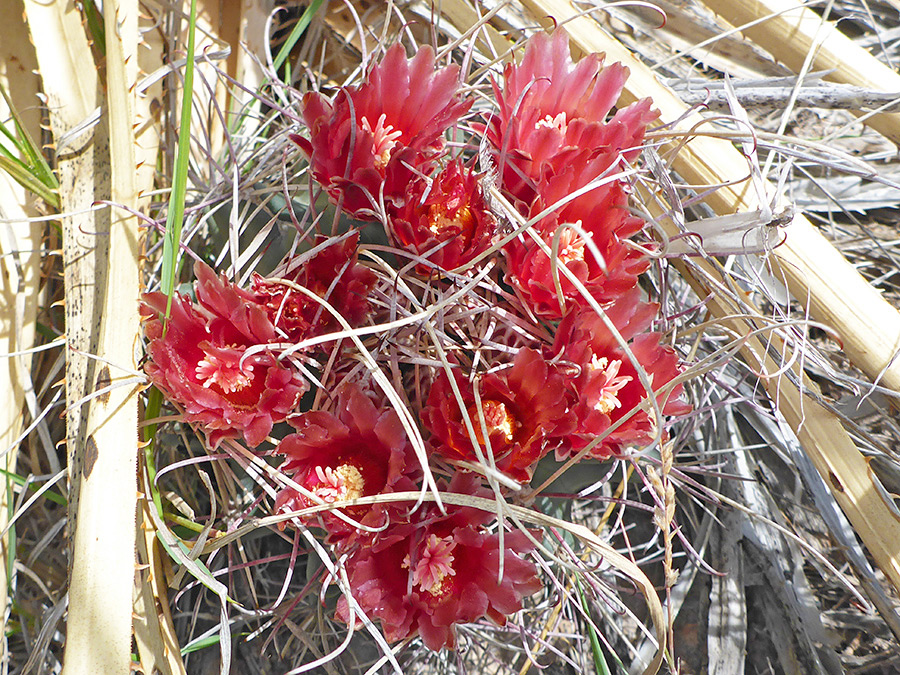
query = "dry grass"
xmin=3 ymin=1 xmax=900 ymax=674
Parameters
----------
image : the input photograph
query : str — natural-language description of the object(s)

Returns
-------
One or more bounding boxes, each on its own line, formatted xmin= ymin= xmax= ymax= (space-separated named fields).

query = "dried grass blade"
xmin=134 ymin=498 xmax=187 ymax=675
xmin=220 ymin=490 xmax=668 ymax=675
xmin=678 ymin=252 xmax=900 ymax=590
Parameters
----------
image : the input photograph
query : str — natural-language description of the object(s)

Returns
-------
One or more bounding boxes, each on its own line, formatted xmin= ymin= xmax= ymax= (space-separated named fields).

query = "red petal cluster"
xmin=335 ymin=474 xmax=541 ymax=650
xmin=142 ymin=263 xmax=308 ymax=447
xmin=249 ymin=232 xmax=377 ymax=343
xmin=551 ymin=288 xmax=691 ymax=459
xmin=273 ymin=383 xmax=419 ymax=546
xmin=422 ymin=349 xmax=574 ymax=482
xmin=293 ymin=43 xmax=471 ymax=217
xmin=386 ymin=159 xmax=496 ymax=274
xmin=486 ymin=28 xmax=657 ymax=206
xmin=142 ymin=233 xmax=378 ymax=445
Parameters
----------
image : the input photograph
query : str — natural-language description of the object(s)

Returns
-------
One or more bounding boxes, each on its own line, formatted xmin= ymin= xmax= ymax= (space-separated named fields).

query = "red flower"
xmin=335 ymin=474 xmax=541 ymax=650
xmin=502 ymin=154 xmax=650 ymax=320
xmin=293 ymin=43 xmax=471 ymax=217
xmin=142 ymin=267 xmax=308 ymax=447
xmin=386 ymin=159 xmax=496 ymax=273
xmin=551 ymin=288 xmax=691 ymax=459
xmin=249 ymin=233 xmax=377 ymax=344
xmin=273 ymin=383 xmax=419 ymax=545
xmin=485 ymin=28 xmax=657 ymax=206
xmin=422 ymin=349 xmax=574 ymax=482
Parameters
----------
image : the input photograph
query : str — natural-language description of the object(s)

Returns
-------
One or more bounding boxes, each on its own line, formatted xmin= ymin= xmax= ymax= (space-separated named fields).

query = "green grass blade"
xmin=81 ymin=0 xmax=106 ymax=55
xmin=0 ymin=468 xmax=66 ymax=507
xmin=272 ymin=0 xmax=326 ymax=76
xmin=4 ymin=461 xmax=13 ymax=595
xmin=225 ymin=1 xmax=324 ymax=142
xmin=142 ymin=386 xmax=165 ymax=518
xmin=0 ymin=156 xmax=60 ymax=209
xmin=160 ymin=0 xmax=198 ymax=319
xmin=0 ymin=122 xmax=20 ymax=153
xmin=181 ymin=633 xmax=221 ymax=656
xmin=575 ymin=574 xmax=613 ymax=675
xmin=0 ymin=83 xmax=58 ymax=193
xmin=0 ymin=84 xmax=59 ymax=208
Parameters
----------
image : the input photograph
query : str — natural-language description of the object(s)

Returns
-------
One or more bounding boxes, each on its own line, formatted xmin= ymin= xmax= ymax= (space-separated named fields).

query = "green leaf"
xmin=142 ymin=386 xmax=165 ymax=518
xmin=0 ymin=156 xmax=60 ymax=209
xmin=180 ymin=633 xmax=221 ymax=655
xmin=82 ymin=0 xmax=106 ymax=55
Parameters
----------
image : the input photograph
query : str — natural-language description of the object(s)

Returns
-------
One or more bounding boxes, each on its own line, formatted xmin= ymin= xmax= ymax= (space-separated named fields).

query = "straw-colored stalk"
xmin=23 ymin=0 xmax=141 ymax=672
xmin=512 ymin=0 xmax=900 ymax=593
xmin=706 ymin=0 xmax=900 ymax=145
xmin=0 ymin=1 xmax=43 ymax=664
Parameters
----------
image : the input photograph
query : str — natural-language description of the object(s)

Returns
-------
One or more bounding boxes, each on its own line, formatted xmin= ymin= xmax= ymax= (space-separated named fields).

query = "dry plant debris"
xmin=2 ymin=1 xmax=900 ymax=674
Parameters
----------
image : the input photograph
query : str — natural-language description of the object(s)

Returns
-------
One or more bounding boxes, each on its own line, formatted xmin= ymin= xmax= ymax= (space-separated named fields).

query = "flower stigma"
xmin=589 ymin=356 xmax=632 ymax=413
xmin=535 ymin=111 xmax=568 ymax=134
xmin=310 ymin=464 xmax=365 ymax=502
xmin=410 ymin=534 xmax=457 ymax=596
xmin=426 ymin=204 xmax=475 ymax=242
xmin=557 ymin=226 xmax=586 ymax=264
xmin=469 ymin=399 xmax=518 ymax=445
xmin=360 ymin=113 xmax=402 ymax=170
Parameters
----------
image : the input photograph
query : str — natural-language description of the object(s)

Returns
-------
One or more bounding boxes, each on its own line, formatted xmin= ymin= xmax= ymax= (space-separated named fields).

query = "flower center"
xmin=558 ymin=229 xmax=586 ymax=264
xmin=535 ymin=111 xmax=568 ymax=134
xmin=195 ymin=351 xmax=254 ymax=393
xmin=360 ymin=113 xmax=402 ymax=170
xmin=468 ymin=399 xmax=518 ymax=445
xmin=588 ymin=356 xmax=632 ymax=414
xmin=426 ymin=204 xmax=475 ymax=243
xmin=408 ymin=534 xmax=457 ymax=596
xmin=308 ymin=463 xmax=365 ymax=502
